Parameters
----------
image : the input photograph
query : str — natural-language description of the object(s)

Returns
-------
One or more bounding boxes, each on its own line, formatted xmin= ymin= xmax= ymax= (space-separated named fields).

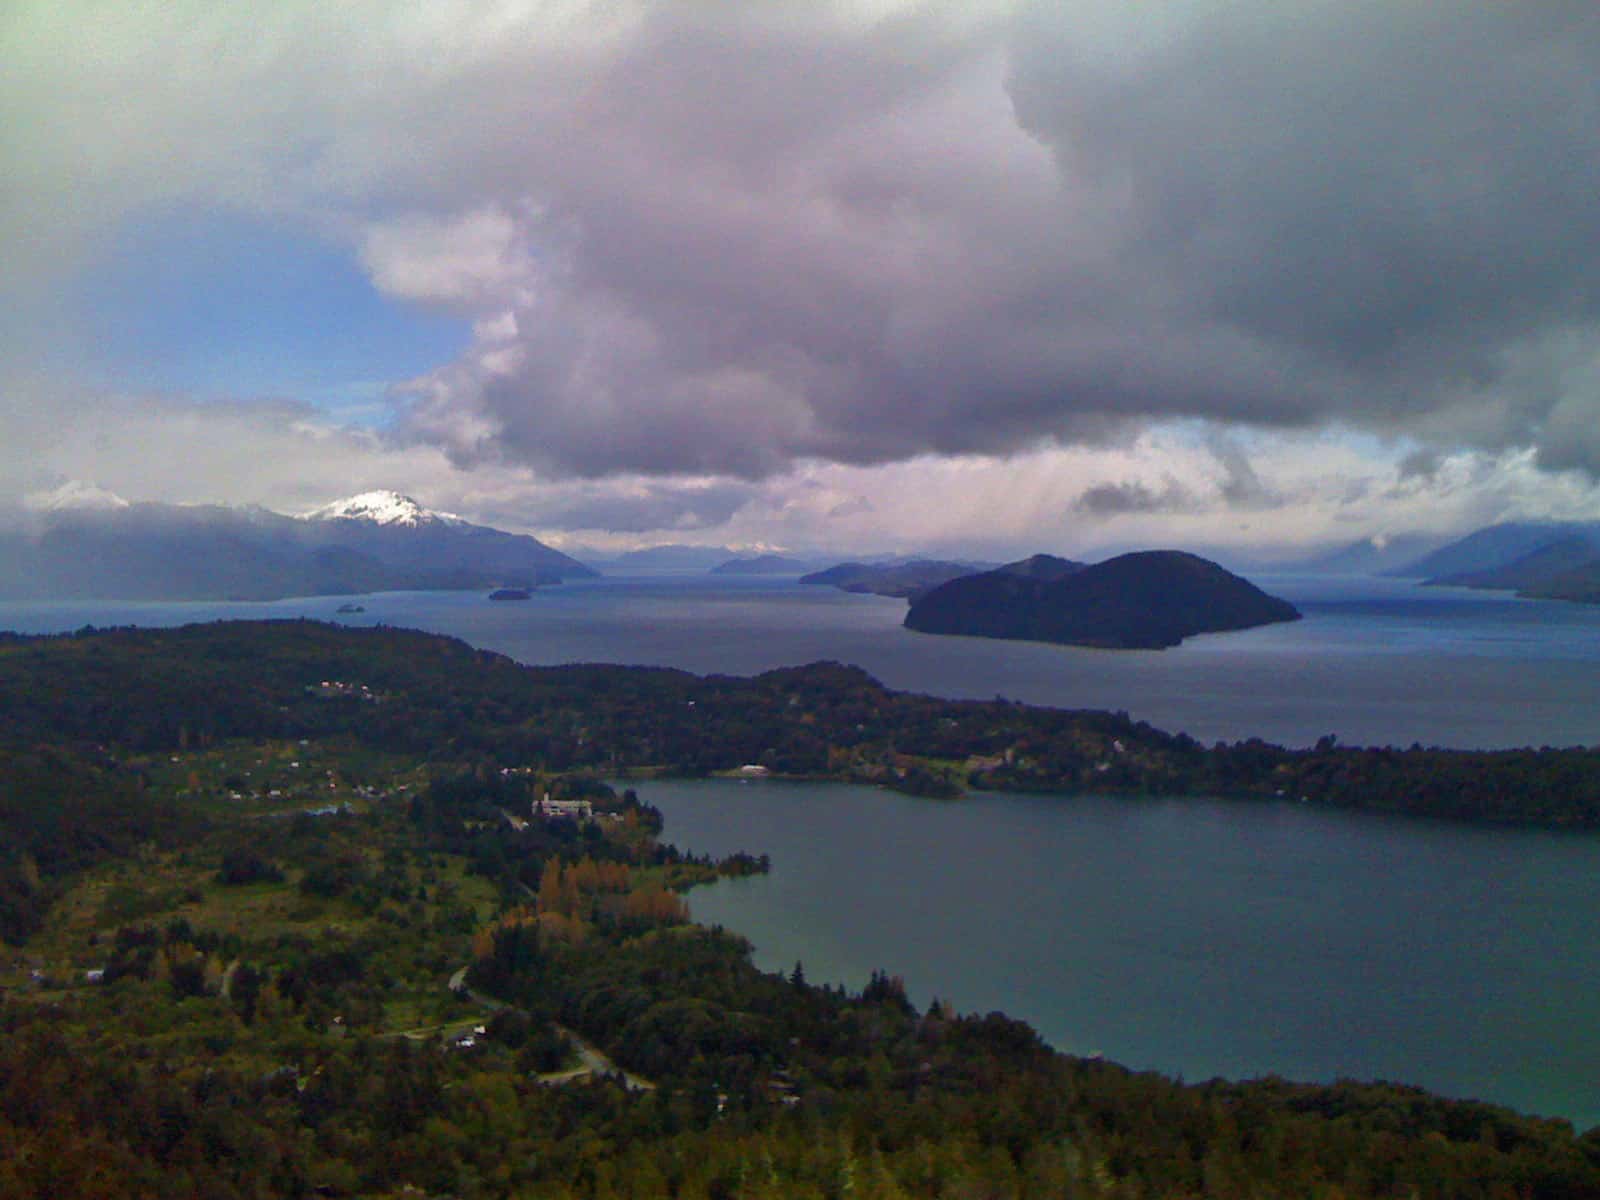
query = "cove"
xmin=647 ymin=777 xmax=1600 ymax=1130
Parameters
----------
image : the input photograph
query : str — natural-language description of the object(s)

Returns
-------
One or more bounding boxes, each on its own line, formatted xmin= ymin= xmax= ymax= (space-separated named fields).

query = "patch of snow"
xmin=300 ymin=490 xmax=467 ymax=528
xmin=23 ymin=480 xmax=130 ymax=512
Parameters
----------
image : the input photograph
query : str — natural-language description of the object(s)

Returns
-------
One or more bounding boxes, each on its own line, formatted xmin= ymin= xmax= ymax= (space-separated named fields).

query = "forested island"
xmin=904 ymin=551 xmax=1301 ymax=649
xmin=4 ymin=620 xmax=1600 ymax=1197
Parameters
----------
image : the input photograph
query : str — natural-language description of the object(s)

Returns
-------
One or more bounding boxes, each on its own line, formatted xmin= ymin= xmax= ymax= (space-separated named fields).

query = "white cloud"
xmin=361 ymin=206 xmax=540 ymax=310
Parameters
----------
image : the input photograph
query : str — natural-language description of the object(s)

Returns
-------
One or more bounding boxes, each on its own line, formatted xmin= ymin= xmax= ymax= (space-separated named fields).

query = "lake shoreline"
xmin=653 ymin=776 xmax=1600 ymax=1130
xmin=4 ymin=571 xmax=1600 ymax=750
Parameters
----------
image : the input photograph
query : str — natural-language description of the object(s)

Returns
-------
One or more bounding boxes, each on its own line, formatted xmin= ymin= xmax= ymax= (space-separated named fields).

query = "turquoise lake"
xmin=649 ymin=777 xmax=1600 ymax=1131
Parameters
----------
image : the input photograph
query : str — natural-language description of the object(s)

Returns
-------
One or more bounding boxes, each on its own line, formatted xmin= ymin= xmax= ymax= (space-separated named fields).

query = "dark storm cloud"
xmin=1076 ymin=479 xmax=1192 ymax=517
xmin=1398 ymin=450 xmax=1442 ymax=482
xmin=1209 ymin=440 xmax=1276 ymax=508
xmin=1073 ymin=440 xmax=1275 ymax=517
xmin=392 ymin=2 xmax=1600 ymax=482
xmin=1007 ymin=2 xmax=1600 ymax=447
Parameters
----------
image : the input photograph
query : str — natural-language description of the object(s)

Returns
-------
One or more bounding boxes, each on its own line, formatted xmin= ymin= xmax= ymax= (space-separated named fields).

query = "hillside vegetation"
xmin=3 ymin=622 xmax=1600 ymax=1197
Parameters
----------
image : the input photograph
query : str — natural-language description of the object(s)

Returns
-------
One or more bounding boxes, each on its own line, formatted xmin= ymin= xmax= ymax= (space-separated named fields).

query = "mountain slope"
xmin=1420 ymin=534 xmax=1600 ymax=606
xmin=1392 ymin=523 xmax=1600 ymax=579
xmin=0 ymin=492 xmax=596 ymax=601
xmin=1530 ymin=561 xmax=1600 ymax=604
xmin=1289 ymin=533 xmax=1448 ymax=575
xmin=587 ymin=544 xmax=737 ymax=572
xmin=300 ymin=491 xmax=596 ymax=584
xmin=710 ymin=554 xmax=811 ymax=575
xmin=905 ymin=550 xmax=1300 ymax=649
xmin=1428 ymin=535 xmax=1600 ymax=592
xmin=799 ymin=559 xmax=996 ymax=599
xmin=0 ymin=504 xmax=405 ymax=601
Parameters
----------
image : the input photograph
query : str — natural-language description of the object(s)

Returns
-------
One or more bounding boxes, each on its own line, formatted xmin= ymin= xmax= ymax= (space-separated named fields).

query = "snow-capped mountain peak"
xmin=301 ymin=490 xmax=466 ymax=528
xmin=23 ymin=480 xmax=131 ymax=513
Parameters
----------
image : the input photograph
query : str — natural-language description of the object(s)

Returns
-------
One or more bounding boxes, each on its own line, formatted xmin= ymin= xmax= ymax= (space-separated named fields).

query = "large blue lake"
xmin=7 ymin=572 xmax=1600 ymax=1124
xmin=4 ymin=571 xmax=1598 ymax=748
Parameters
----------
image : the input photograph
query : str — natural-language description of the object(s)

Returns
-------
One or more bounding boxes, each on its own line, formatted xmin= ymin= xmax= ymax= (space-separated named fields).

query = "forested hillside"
xmin=4 ymin=621 xmax=1598 ymax=826
xmin=3 ymin=621 xmax=1600 ymax=1197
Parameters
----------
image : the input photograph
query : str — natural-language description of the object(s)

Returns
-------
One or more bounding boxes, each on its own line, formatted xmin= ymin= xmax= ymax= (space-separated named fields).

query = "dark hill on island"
xmin=905 ymin=550 xmax=1300 ymax=649
xmin=991 ymin=552 xmax=1084 ymax=581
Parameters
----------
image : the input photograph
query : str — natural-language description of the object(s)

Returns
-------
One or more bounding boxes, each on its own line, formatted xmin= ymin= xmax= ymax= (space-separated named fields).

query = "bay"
xmin=650 ymin=776 xmax=1600 ymax=1129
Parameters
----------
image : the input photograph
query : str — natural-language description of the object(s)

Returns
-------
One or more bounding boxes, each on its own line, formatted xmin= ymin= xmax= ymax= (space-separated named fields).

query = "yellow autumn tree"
xmin=621 ymin=886 xmax=687 ymax=925
xmin=537 ymin=860 xmax=566 ymax=915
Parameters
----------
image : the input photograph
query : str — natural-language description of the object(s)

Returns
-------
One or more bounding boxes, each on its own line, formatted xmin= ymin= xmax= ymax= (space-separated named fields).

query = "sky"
xmin=4 ymin=1 xmax=1600 ymax=560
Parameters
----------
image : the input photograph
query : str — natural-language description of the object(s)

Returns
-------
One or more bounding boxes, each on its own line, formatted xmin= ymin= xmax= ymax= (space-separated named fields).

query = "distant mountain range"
xmin=1410 ymin=525 xmax=1600 ymax=603
xmin=1281 ymin=524 xmax=1600 ymax=608
xmin=799 ymin=559 xmax=998 ymax=599
xmin=582 ymin=544 xmax=738 ymax=572
xmin=0 ymin=490 xmax=596 ymax=601
xmin=1287 ymin=533 xmax=1451 ymax=576
xmin=1394 ymin=522 xmax=1600 ymax=581
xmin=709 ymin=554 xmax=813 ymax=575
xmin=1428 ymin=535 xmax=1597 ymax=590
xmin=799 ymin=554 xmax=1083 ymax=600
xmin=904 ymin=550 xmax=1300 ymax=649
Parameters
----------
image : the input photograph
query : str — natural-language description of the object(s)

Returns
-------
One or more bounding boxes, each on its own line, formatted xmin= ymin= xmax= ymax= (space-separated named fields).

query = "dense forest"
xmin=3 ymin=620 xmax=1600 ymax=1197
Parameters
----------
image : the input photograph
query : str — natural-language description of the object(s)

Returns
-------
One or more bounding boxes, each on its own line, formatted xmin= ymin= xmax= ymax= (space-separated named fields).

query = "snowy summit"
xmin=301 ymin=490 xmax=466 ymax=528
xmin=24 ymin=480 xmax=131 ymax=513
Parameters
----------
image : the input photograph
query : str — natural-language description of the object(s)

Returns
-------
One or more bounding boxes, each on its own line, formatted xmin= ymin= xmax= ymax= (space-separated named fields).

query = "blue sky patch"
xmin=74 ymin=206 xmax=470 ymax=419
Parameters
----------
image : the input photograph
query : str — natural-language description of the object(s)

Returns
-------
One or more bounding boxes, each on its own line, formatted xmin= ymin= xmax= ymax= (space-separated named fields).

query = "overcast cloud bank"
xmin=4 ymin=1 xmax=1598 ymax=552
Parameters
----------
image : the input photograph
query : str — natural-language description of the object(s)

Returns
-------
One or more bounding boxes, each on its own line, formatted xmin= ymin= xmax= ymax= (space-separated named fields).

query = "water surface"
xmin=651 ymin=777 xmax=1600 ymax=1129
xmin=3 ymin=572 xmax=1597 ymax=748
